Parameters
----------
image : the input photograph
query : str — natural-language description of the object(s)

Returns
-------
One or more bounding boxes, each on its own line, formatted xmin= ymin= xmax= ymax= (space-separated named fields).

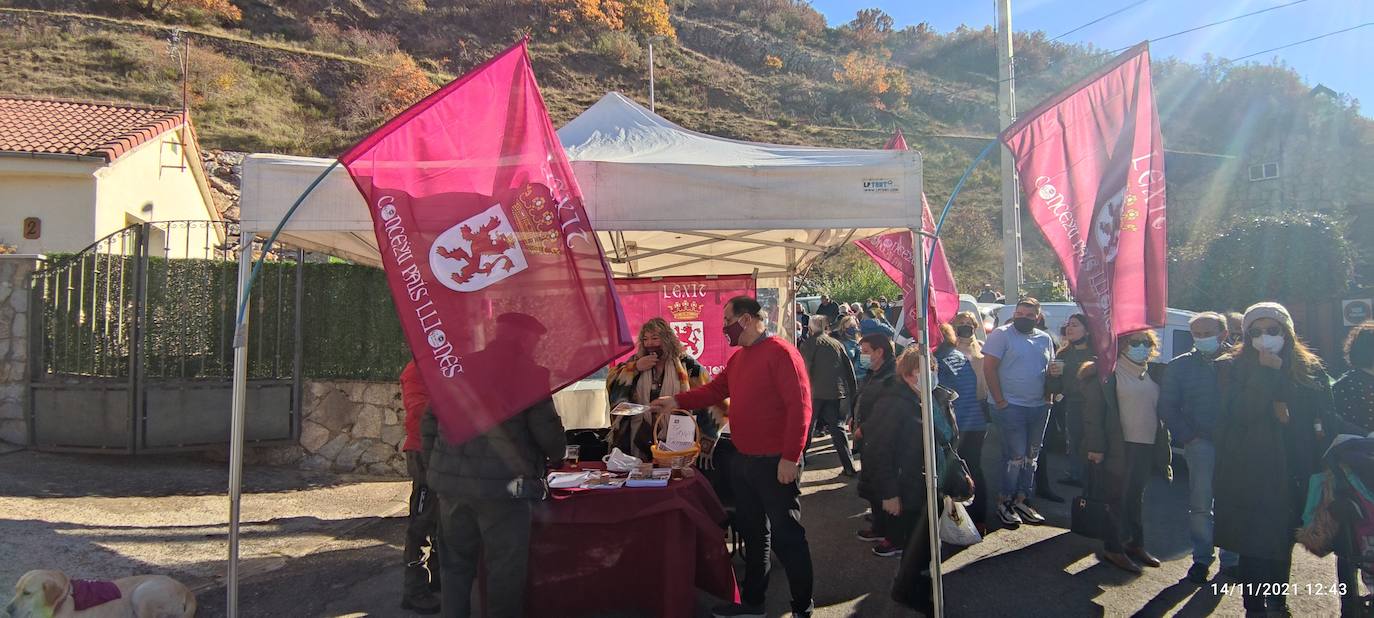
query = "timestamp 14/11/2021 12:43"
xmin=1212 ymin=582 xmax=1349 ymax=597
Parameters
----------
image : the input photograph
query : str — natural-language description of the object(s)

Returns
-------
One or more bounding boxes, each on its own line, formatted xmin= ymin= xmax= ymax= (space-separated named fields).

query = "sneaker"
xmin=997 ymin=501 xmax=1023 ymax=526
xmin=1012 ymin=500 xmax=1047 ymax=525
xmin=857 ymin=528 xmax=883 ymax=542
xmin=712 ymin=603 xmax=766 ymax=618
xmin=1186 ymin=562 xmax=1210 ymax=585
xmin=872 ymin=539 xmax=903 ymax=557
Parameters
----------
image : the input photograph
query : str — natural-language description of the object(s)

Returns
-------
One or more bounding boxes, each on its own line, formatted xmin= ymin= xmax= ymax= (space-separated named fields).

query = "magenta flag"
xmin=340 ymin=40 xmax=632 ymax=444
xmin=612 ymin=275 xmax=755 ymax=377
xmin=856 ymin=129 xmax=959 ymax=344
xmin=1000 ymin=43 xmax=1168 ymax=377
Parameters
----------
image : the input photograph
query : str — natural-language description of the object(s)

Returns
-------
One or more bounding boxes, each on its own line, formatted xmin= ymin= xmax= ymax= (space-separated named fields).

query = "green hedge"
xmin=300 ymin=262 xmax=410 ymax=380
xmin=39 ymin=257 xmax=410 ymax=381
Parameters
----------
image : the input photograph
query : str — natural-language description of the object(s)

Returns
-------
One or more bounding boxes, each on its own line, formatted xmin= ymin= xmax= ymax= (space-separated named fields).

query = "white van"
xmin=992 ymin=302 xmax=1198 ymax=362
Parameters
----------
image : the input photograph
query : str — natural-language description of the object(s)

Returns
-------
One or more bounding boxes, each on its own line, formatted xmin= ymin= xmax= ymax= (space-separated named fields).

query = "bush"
xmin=591 ymin=31 xmax=642 ymax=68
xmin=1187 ymin=212 xmax=1353 ymax=311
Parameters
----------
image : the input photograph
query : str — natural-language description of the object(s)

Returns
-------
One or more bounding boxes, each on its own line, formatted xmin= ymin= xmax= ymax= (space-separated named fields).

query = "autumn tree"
xmin=843 ymin=8 xmax=893 ymax=48
xmin=344 ymin=52 xmax=436 ymax=129
xmin=623 ymin=0 xmax=676 ymax=40
xmin=545 ymin=0 xmax=626 ymax=32
xmin=833 ymin=51 xmax=911 ymax=109
xmin=132 ymin=0 xmax=243 ymax=21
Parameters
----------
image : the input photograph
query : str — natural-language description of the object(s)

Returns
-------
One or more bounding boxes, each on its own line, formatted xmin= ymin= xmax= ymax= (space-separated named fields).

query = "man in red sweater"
xmin=651 ymin=296 xmax=814 ymax=618
xmin=399 ymin=360 xmax=440 ymax=614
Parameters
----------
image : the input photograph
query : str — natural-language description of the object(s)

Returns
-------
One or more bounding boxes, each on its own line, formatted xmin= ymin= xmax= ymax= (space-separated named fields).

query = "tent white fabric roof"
xmin=239 ymin=91 xmax=923 ymax=280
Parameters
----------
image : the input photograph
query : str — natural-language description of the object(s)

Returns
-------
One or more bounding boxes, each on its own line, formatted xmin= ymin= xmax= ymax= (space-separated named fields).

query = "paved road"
xmin=0 ymin=450 xmax=408 ymax=601
xmin=196 ymin=427 xmax=1345 ymax=617
xmin=0 ymin=430 xmax=1348 ymax=617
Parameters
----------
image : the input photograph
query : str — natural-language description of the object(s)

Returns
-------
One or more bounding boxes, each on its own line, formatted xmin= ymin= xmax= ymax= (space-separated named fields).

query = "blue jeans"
xmin=995 ymin=403 xmax=1050 ymax=500
xmin=1183 ymin=439 xmax=1238 ymax=568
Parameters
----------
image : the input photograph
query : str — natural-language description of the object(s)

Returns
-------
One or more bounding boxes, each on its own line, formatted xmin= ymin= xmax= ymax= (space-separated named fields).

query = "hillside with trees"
xmin=1 ymin=0 xmax=1368 ymax=308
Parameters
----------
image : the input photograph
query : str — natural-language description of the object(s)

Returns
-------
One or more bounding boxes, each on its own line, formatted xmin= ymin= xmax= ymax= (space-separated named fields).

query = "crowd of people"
xmin=393 ymin=293 xmax=1374 ymax=618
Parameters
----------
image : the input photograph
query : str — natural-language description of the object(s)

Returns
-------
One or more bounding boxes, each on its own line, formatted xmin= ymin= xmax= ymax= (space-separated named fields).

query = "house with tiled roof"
xmin=0 ymin=96 xmax=219 ymax=255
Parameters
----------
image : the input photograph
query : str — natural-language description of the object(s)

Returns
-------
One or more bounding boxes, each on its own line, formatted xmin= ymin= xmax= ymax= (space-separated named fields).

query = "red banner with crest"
xmin=1000 ymin=42 xmax=1167 ymax=378
xmin=612 ymin=275 xmax=756 ymax=378
xmin=340 ymin=40 xmax=631 ymax=445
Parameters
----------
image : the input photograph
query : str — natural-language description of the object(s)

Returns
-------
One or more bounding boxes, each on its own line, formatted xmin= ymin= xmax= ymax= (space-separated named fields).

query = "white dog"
xmin=5 ymin=569 xmax=195 ymax=617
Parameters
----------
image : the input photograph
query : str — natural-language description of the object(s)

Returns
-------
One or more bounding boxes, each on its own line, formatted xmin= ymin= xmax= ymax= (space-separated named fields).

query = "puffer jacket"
xmin=423 ymin=397 xmax=567 ymax=501
xmin=1156 ymin=347 xmax=1229 ymax=445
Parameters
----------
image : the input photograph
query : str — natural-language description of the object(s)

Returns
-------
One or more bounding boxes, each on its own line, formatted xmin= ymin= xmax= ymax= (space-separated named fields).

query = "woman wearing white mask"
xmin=1214 ymin=302 xmax=1332 ymax=616
xmin=1081 ymin=330 xmax=1173 ymax=574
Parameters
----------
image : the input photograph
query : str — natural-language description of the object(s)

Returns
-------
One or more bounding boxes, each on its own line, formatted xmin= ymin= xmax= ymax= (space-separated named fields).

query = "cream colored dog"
xmin=4 ymin=570 xmax=196 ymax=618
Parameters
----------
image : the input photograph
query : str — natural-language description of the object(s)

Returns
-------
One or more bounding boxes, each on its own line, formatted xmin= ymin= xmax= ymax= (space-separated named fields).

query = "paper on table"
xmin=665 ymin=415 xmax=695 ymax=443
xmin=611 ymin=402 xmax=648 ymax=416
xmin=547 ymin=471 xmax=591 ymax=489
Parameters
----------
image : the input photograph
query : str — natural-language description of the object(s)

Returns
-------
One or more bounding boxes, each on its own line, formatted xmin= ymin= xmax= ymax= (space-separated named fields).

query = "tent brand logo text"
xmin=863 ymin=178 xmax=898 ymax=193
xmin=431 ymin=204 xmax=529 ymax=293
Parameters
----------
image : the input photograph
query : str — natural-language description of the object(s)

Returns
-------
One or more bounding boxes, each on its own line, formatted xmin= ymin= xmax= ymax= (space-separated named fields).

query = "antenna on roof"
xmin=168 ymin=29 xmax=189 ymax=155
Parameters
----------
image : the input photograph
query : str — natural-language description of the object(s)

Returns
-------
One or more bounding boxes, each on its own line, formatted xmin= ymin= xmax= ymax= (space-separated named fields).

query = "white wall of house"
xmin=95 ymin=130 xmax=217 ymax=259
xmin=0 ymin=128 xmax=216 ymax=257
xmin=0 ymin=156 xmax=101 ymax=255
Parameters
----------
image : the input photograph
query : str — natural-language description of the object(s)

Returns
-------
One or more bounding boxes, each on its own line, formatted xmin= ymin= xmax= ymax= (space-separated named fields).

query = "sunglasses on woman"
xmin=1246 ymin=326 xmax=1283 ymax=338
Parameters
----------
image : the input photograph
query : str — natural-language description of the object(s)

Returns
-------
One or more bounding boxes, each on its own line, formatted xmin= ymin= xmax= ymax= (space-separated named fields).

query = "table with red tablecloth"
xmin=524 ymin=465 xmax=739 ymax=617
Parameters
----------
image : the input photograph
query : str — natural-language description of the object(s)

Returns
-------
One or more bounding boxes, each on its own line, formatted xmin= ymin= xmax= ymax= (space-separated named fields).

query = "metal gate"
xmin=27 ymin=221 xmax=302 ymax=453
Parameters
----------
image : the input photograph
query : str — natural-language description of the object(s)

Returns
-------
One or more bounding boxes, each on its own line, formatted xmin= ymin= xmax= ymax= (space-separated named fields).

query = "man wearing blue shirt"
xmin=982 ymin=298 xmax=1055 ymax=527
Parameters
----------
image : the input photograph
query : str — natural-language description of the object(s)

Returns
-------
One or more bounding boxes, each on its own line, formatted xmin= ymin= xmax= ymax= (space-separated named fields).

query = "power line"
xmin=1052 ymin=0 xmax=1151 ymax=41
xmin=938 ymin=0 xmax=1320 ymax=102
xmin=1107 ymin=0 xmax=1312 ymax=53
xmin=1221 ymin=22 xmax=1373 ymax=64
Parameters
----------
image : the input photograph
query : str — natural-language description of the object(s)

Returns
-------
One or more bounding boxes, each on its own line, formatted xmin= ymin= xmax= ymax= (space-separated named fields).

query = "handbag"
xmin=1070 ymin=463 xmax=1114 ymax=540
xmin=938 ymin=445 xmax=976 ymax=502
xmin=1298 ymin=472 xmax=1340 ymax=557
xmin=938 ymin=496 xmax=982 ymax=546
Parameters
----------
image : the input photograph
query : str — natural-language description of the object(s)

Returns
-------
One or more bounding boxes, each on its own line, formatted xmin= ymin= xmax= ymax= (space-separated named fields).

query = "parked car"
xmin=991 ymin=302 xmax=1198 ymax=362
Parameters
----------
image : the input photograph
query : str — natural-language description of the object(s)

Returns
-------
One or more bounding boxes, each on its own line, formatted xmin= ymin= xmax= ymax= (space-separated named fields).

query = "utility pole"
xmin=648 ymin=39 xmax=656 ymax=113
xmin=996 ymin=0 xmax=1023 ymax=300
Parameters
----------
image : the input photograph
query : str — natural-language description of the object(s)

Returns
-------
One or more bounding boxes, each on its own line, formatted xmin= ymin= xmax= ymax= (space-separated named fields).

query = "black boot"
xmin=402 ymin=565 xmax=441 ymax=614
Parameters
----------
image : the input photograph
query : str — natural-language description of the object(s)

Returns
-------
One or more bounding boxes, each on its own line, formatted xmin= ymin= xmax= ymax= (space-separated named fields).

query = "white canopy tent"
xmin=240 ymin=92 xmax=924 ymax=326
xmin=227 ymin=91 xmax=927 ymax=615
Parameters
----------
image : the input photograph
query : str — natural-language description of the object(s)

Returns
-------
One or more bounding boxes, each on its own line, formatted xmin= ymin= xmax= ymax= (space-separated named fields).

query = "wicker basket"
xmin=650 ymin=409 xmax=701 ymax=467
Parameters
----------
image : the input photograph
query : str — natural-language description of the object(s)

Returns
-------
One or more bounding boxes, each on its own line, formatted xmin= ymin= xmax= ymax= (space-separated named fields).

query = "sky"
xmin=809 ymin=0 xmax=1373 ymax=109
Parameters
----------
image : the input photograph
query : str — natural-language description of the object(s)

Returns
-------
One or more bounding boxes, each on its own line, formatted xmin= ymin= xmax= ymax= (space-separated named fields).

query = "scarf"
xmin=620 ymin=357 xmax=688 ymax=459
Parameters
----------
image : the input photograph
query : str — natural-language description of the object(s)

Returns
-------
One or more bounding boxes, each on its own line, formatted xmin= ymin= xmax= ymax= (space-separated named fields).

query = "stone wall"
xmin=296 ymin=381 xmax=409 ymax=476
xmin=0 ymin=255 xmax=41 ymax=447
xmin=219 ymin=380 xmax=408 ymax=476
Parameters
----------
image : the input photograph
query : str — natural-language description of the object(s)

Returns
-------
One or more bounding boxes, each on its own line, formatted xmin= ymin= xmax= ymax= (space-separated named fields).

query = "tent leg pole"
xmin=914 ymin=226 xmax=944 ymax=617
xmin=785 ymin=246 xmax=796 ymax=342
xmin=227 ymin=236 xmax=253 ymax=618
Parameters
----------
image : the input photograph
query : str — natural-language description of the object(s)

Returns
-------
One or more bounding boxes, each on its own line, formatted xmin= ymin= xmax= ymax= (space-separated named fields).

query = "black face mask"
xmin=955 ymin=325 xmax=975 ymax=338
xmin=1012 ymin=317 xmax=1036 ymax=334
xmin=643 ymin=346 xmax=662 ymax=357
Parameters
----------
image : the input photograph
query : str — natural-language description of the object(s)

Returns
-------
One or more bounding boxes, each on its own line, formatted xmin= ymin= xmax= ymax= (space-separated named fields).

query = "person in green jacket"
xmin=1214 ymin=302 xmax=1333 ymax=617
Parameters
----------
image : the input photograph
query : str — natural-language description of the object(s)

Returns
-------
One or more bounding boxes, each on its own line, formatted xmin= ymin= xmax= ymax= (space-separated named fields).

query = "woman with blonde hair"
xmin=606 ymin=318 xmax=726 ymax=460
xmin=1214 ymin=302 xmax=1332 ymax=616
xmin=1080 ymin=330 xmax=1172 ymax=574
